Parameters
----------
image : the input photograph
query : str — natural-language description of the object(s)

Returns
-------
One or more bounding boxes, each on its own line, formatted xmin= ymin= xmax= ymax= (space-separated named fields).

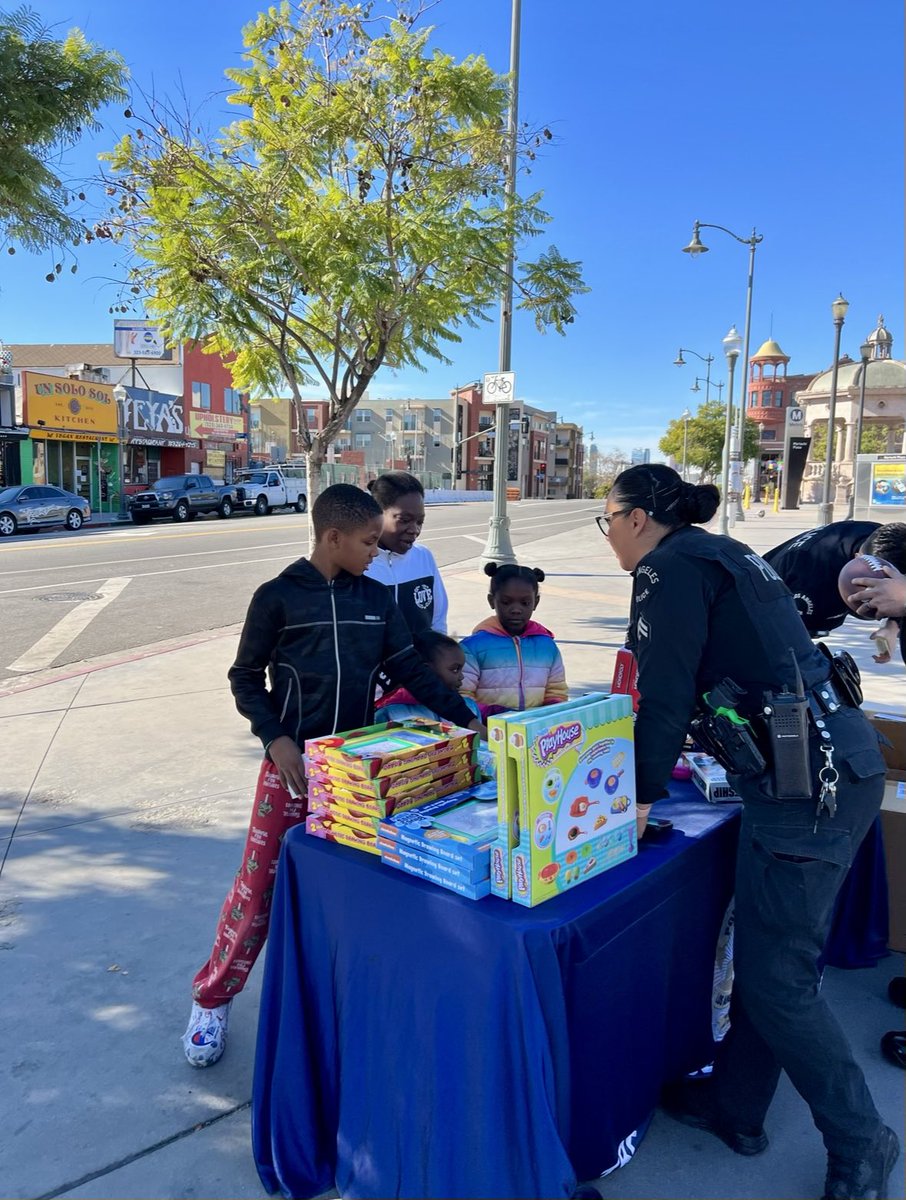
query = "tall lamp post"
xmin=719 ymin=326 xmax=743 ymax=535
xmin=674 ymin=347 xmax=714 ymax=401
xmin=112 ymin=384 xmax=129 ymax=522
xmin=680 ymin=407 xmax=692 ymax=481
xmin=682 ymin=220 xmax=763 ymax=522
xmin=691 ymin=377 xmax=724 ymax=405
xmin=845 ymin=340 xmax=873 ymax=520
xmin=480 ymin=0 xmax=521 ymax=566
xmin=818 ymin=294 xmax=850 ymax=526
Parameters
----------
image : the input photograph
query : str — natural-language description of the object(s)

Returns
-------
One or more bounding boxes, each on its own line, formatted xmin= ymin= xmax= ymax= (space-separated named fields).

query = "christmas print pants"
xmin=191 ymin=757 xmax=306 ymax=1008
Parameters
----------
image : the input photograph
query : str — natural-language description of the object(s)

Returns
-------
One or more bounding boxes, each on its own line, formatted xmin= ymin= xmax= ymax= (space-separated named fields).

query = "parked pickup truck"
xmin=234 ymin=468 xmax=307 ymax=515
xmin=128 ymin=474 xmax=241 ymax=523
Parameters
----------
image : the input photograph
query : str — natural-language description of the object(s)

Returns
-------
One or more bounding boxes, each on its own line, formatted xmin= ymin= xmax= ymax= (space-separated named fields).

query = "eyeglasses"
xmin=596 ymin=510 xmax=631 ymax=536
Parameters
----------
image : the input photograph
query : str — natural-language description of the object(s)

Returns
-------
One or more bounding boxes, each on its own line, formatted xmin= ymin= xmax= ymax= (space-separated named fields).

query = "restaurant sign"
xmin=24 ymin=371 xmax=118 ymax=442
xmin=122 ymin=387 xmax=198 ymax=448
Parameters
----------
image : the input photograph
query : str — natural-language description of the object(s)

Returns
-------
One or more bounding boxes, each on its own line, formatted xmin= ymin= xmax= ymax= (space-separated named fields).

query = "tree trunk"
xmin=304 ymin=443 xmax=326 ymax=552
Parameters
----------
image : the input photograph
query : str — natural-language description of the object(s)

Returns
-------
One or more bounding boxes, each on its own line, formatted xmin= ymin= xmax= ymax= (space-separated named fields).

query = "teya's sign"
xmin=122 ymin=387 xmax=196 ymax=447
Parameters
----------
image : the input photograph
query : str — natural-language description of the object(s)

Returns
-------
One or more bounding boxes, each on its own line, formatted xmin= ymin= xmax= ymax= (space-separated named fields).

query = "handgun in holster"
xmin=761 ymin=653 xmax=812 ymax=800
xmin=817 ymin=643 xmax=863 ymax=707
xmin=690 ymin=677 xmax=766 ymax=777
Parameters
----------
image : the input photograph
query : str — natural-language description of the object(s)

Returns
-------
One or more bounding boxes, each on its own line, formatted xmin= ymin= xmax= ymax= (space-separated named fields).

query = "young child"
xmin=365 ymin=471 xmax=448 ymax=634
xmin=460 ymin=563 xmax=568 ymax=719
xmin=375 ymin=629 xmax=481 ymax=724
xmin=183 ymin=485 xmax=481 ymax=1069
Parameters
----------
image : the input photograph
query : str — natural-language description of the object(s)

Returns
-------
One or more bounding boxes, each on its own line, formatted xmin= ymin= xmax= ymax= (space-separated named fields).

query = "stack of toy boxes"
xmin=304 ymin=719 xmax=478 ymax=854
xmin=489 ymin=693 xmax=636 ymax=907
xmin=377 ymin=785 xmax=498 ymax=899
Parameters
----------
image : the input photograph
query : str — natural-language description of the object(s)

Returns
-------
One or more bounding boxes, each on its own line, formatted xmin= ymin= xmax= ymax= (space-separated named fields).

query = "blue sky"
xmin=2 ymin=0 xmax=903 ymax=456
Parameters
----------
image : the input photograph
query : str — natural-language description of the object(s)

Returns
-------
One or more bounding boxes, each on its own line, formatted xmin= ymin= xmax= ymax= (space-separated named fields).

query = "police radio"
xmin=761 ymin=653 xmax=812 ymax=800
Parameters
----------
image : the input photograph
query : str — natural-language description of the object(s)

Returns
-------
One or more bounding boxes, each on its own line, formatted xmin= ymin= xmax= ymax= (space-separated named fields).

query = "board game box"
xmin=306 ymin=752 xmax=476 ymax=804
xmin=380 ymin=846 xmax=491 ymax=900
xmin=487 ymin=693 xmax=610 ymax=899
xmin=305 ymin=719 xmax=477 ymax=783
xmin=305 ymin=811 xmax=381 ymax=854
xmin=504 ymin=693 xmax=637 ymax=907
xmin=308 ymin=763 xmax=478 ymax=818
xmin=378 ymin=792 xmax=497 ymax=882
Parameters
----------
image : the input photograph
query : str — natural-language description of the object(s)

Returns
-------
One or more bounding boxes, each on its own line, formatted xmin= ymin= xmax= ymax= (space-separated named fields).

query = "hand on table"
xmin=268 ymin=735 xmax=307 ymax=798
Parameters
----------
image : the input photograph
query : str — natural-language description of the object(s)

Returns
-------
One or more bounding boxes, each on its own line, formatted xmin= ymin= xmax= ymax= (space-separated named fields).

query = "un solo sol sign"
xmin=24 ymin=371 xmax=118 ymax=440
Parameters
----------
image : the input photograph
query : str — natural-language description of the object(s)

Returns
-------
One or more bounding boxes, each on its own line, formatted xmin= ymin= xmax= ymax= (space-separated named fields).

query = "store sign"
xmin=206 ymin=449 xmax=226 ymax=468
xmin=24 ymin=371 xmax=118 ymax=440
xmin=189 ymin=411 xmax=245 ymax=440
xmin=122 ymin=387 xmax=197 ymax=446
xmin=113 ymin=319 xmax=170 ymax=360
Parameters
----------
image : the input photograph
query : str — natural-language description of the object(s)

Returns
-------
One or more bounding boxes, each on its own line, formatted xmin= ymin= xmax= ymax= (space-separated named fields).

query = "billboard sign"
xmin=24 ymin=371 xmax=118 ymax=441
xmin=113 ymin=320 xmax=168 ymax=360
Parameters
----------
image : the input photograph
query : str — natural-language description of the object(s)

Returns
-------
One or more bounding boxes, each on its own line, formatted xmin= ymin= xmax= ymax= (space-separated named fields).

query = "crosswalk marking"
xmin=7 ymin=577 xmax=133 ymax=674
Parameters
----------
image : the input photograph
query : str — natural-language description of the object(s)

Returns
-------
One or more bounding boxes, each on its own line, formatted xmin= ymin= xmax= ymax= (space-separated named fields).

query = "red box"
xmin=610 ymin=648 xmax=639 ymax=712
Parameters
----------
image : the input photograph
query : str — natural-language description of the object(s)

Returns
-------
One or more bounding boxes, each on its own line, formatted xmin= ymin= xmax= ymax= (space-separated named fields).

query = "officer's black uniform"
xmin=627 ymin=523 xmax=887 ymax=1162
xmin=763 ymin=520 xmax=879 ymax=635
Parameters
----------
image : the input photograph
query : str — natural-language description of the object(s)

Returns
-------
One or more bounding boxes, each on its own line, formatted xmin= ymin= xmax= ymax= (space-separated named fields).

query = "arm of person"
xmin=381 ymin=598 xmax=481 ymax=732
xmin=227 ymin=587 xmax=306 ymax=796
xmin=870 ymin=617 xmax=900 ymax=664
xmin=430 ymin=552 xmax=449 ymax=634
xmin=543 ymin=644 xmax=569 ymax=705
xmin=633 ymin=556 xmax=711 ymax=809
xmin=848 ymin=566 xmax=906 ymax=621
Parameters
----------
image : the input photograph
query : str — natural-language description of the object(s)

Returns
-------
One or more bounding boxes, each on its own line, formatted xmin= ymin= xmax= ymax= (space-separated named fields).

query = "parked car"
xmin=128 ymin=474 xmax=240 ymax=523
xmin=234 ymin=468 xmax=307 ymax=515
xmin=0 ymin=484 xmax=91 ymax=537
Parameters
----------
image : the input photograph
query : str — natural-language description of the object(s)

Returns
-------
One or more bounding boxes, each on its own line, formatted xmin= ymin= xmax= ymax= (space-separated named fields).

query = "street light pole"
xmin=480 ymin=0 xmax=520 ymax=567
xmin=674 ymin=347 xmax=714 ymax=402
xmin=112 ymin=384 xmax=129 ymax=522
xmin=681 ymin=407 xmax=692 ymax=481
xmin=845 ymin=341 xmax=872 ymax=520
xmin=682 ymin=221 xmax=763 ymax=522
xmin=819 ymin=294 xmax=850 ymax=526
xmin=719 ymin=326 xmax=742 ymax=536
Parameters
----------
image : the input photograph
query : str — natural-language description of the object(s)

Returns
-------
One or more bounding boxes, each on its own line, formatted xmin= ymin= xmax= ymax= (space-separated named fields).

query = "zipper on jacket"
xmin=329 ymin=581 xmax=341 ymax=733
xmin=514 ymin=636 xmax=525 ymax=709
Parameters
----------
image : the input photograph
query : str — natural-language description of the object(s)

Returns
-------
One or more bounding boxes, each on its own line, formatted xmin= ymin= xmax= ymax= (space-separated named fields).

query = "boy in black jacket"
xmin=183 ymin=485 xmax=481 ymax=1068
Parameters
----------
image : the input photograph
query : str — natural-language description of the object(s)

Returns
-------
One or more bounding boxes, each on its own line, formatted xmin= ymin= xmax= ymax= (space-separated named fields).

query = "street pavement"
xmin=1 ymin=499 xmax=903 ymax=1200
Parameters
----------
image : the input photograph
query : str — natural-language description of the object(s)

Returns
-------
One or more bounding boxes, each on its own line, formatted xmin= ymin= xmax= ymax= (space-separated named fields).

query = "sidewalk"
xmin=1 ymin=503 xmax=903 ymax=1200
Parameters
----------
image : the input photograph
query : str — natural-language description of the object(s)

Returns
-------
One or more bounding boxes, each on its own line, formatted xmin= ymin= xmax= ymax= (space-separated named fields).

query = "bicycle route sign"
xmin=483 ymin=371 xmax=516 ymax=404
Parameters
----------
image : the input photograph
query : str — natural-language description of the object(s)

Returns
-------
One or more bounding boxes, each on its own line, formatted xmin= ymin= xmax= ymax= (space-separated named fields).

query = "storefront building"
xmin=121 ymin=386 xmax=199 ymax=491
xmin=23 ymin=371 xmax=119 ymax=512
xmin=0 ymin=366 xmax=28 ymax=488
xmin=188 ymin=411 xmax=247 ymax=481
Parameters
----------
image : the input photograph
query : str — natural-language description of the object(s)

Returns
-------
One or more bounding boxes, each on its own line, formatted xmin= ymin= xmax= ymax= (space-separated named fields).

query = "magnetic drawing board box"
xmin=507 ymin=693 xmax=636 ymax=907
xmin=305 ymin=719 xmax=476 ymax=782
xmin=488 ymin=693 xmax=610 ymax=899
xmin=375 ymin=835 xmax=490 ymax=885
xmin=378 ymin=795 xmax=497 ymax=880
xmin=380 ymin=846 xmax=491 ymax=900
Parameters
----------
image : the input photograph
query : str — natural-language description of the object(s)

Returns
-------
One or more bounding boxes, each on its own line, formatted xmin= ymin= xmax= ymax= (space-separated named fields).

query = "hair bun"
xmin=532 ymin=567 xmax=546 ymax=582
xmin=483 ymin=562 xmax=499 ymax=577
xmin=366 ymin=479 xmax=377 ymax=494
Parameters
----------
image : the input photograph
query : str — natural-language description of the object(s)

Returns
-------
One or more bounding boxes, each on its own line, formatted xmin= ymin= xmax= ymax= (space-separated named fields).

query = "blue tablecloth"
xmin=252 ymin=786 xmax=740 ymax=1199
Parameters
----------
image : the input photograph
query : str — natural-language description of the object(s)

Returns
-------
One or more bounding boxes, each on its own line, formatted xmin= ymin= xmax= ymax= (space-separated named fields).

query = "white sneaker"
xmin=182 ymin=999 xmax=232 ymax=1067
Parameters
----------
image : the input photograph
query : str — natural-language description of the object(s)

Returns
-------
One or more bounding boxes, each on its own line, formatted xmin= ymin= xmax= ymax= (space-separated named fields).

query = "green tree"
xmin=106 ymin=0 xmax=587 ymax=515
xmin=659 ymin=399 xmax=760 ymax=480
xmin=0 ymin=6 xmax=126 ymax=254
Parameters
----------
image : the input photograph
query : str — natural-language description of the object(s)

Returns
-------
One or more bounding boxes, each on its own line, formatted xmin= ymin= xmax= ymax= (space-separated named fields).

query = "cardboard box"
xmin=380 ymin=847 xmax=491 ymax=900
xmin=685 ymin=752 xmax=741 ymax=803
xmin=308 ymin=763 xmax=478 ymax=817
xmin=487 ymin=692 xmax=610 ymax=899
xmin=379 ymin=795 xmax=497 ymax=881
xmin=506 ymin=694 xmax=637 ymax=907
xmin=305 ymin=812 xmax=381 ymax=854
xmin=305 ymin=719 xmax=476 ymax=782
xmin=868 ymin=711 xmax=906 ymax=952
xmin=610 ymin=648 xmax=640 ymax=712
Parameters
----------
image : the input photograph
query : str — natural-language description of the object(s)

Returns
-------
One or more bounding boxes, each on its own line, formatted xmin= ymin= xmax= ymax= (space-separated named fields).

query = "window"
xmin=355 ymin=408 xmax=373 ymax=423
xmin=354 ymin=433 xmax=372 ymax=448
xmin=761 ymin=427 xmax=774 ymax=440
xmin=403 ymin=411 xmax=417 ymax=431
xmin=224 ymin=387 xmax=242 ymax=414
xmin=192 ymin=381 xmax=211 ymax=410
xmin=433 ymin=408 xmax=443 ymax=425
xmin=775 ymin=391 xmax=784 ymax=407
xmin=385 ymin=408 xmax=394 ymax=423
xmin=478 ymin=415 xmax=494 ymax=429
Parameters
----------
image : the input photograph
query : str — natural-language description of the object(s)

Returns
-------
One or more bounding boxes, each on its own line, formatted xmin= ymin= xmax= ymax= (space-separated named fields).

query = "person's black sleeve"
xmin=634 ymin=556 xmax=712 ymax=805
xmin=381 ymin=598 xmax=477 ymax=728
xmin=228 ymin=583 xmax=289 ymax=750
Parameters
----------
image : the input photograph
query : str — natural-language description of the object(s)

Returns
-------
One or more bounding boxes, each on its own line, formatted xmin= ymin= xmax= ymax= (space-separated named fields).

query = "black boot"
xmin=887 ymin=977 xmax=905 ymax=1009
xmin=822 ymin=1126 xmax=900 ymax=1200
xmin=880 ymin=1030 xmax=906 ymax=1070
xmin=660 ymin=1078 xmax=768 ymax=1156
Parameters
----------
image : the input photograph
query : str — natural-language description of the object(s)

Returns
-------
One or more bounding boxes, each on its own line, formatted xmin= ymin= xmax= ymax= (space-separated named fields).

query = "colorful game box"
xmin=305 ymin=719 xmax=477 ymax=783
xmin=380 ymin=846 xmax=492 ymax=900
xmin=307 ymin=753 xmax=476 ymax=805
xmin=308 ymin=763 xmax=478 ymax=818
xmin=305 ymin=811 xmax=381 ymax=854
xmin=378 ymin=788 xmax=497 ymax=882
xmin=487 ymin=693 xmax=610 ymax=899
xmin=504 ymin=693 xmax=637 ymax=907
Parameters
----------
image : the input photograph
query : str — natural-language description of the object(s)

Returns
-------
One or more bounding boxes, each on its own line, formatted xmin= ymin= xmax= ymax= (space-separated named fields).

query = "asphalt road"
xmin=0 ymin=499 xmax=600 ymax=681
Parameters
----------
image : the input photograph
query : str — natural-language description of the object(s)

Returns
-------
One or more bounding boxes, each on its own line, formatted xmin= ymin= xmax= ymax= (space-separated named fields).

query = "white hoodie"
xmin=366 ymin=543 xmax=448 ymax=634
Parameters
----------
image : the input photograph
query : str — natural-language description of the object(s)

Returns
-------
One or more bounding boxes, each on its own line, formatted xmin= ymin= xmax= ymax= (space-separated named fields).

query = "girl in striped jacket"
xmin=460 ymin=562 xmax=568 ymax=719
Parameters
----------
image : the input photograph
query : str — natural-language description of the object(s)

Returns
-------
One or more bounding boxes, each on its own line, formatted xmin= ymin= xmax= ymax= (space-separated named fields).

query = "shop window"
xmin=192 ymin=382 xmax=211 ymax=410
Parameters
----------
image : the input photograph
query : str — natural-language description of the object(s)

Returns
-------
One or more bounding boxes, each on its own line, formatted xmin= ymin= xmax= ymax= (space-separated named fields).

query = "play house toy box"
xmin=490 ymin=694 xmax=637 ymax=907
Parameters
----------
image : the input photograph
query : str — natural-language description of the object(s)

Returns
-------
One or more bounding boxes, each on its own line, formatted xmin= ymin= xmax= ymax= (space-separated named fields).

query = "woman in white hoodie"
xmin=365 ymin=471 xmax=448 ymax=634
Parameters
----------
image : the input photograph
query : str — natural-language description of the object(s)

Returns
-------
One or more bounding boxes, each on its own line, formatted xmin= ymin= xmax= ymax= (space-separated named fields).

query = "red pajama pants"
xmin=192 ymin=757 xmax=306 ymax=1008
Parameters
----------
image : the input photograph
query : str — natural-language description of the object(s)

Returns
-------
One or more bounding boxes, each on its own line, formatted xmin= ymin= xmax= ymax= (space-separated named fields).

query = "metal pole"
xmin=682 ymin=418 xmax=688 ymax=481
xmin=117 ymin=400 xmax=128 ymax=521
xmin=719 ymin=352 xmax=738 ymax=536
xmin=704 ymin=357 xmax=712 ymax=403
xmin=481 ymin=0 xmax=520 ymax=566
xmin=819 ymin=315 xmax=846 ymax=525
xmin=845 ymin=353 xmax=869 ymax=521
xmin=733 ymin=235 xmax=757 ymax=522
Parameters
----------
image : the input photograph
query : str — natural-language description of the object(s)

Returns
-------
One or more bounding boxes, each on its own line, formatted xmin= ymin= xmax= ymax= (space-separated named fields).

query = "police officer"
xmin=599 ymin=464 xmax=899 ymax=1200
xmin=764 ymin=520 xmax=906 ymax=659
